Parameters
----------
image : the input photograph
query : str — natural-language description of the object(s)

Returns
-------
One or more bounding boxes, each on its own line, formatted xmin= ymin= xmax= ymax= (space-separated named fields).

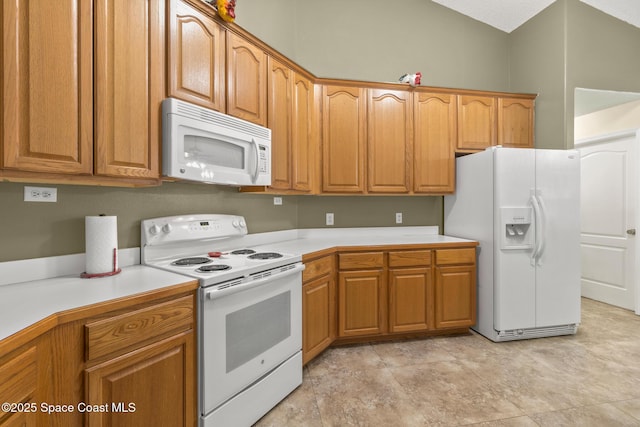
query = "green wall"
xmin=508 ymin=1 xmax=567 ymax=149
xmin=237 ymin=0 xmax=510 ymax=91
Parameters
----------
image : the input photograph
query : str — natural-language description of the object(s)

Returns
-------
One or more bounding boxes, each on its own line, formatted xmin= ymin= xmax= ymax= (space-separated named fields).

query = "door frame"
xmin=575 ymin=128 xmax=640 ymax=315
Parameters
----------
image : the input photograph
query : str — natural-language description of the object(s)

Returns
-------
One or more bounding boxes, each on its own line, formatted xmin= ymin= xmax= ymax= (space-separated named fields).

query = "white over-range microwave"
xmin=162 ymin=98 xmax=272 ymax=186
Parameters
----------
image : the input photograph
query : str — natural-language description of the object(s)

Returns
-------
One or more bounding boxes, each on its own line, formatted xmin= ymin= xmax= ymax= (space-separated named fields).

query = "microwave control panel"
xmin=258 ymin=145 xmax=269 ymax=173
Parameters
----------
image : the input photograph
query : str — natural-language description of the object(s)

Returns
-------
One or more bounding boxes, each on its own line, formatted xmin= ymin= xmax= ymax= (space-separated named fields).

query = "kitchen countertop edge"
xmin=0 ymin=265 xmax=198 ymax=348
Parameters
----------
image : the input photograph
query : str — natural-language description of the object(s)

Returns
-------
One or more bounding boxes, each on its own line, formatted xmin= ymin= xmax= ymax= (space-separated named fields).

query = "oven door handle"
xmin=204 ymin=263 xmax=305 ymax=300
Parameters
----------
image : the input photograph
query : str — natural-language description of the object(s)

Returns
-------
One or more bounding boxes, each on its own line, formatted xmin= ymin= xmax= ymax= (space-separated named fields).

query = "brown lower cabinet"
xmin=302 ymin=244 xmax=478 ymax=365
xmin=302 ymin=255 xmax=336 ymax=364
xmin=0 ymin=283 xmax=197 ymax=427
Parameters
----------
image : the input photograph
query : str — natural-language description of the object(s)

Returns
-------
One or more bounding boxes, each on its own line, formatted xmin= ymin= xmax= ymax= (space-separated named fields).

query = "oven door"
xmin=199 ymin=263 xmax=303 ymax=416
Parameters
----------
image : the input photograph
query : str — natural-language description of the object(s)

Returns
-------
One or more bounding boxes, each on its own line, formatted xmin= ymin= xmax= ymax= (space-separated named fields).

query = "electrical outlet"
xmin=24 ymin=186 xmax=57 ymax=202
xmin=326 ymin=213 xmax=334 ymax=226
xmin=395 ymin=212 xmax=403 ymax=224
xmin=273 ymin=197 xmax=283 ymax=205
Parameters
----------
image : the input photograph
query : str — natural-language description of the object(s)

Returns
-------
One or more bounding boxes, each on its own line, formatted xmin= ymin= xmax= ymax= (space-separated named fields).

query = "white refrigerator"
xmin=444 ymin=147 xmax=581 ymax=341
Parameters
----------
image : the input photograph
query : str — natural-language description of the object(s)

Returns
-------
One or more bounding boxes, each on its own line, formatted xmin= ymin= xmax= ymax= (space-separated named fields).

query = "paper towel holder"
xmin=81 ymin=248 xmax=122 ymax=278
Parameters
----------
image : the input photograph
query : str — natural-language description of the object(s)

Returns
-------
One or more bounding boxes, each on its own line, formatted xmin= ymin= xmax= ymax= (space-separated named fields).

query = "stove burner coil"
xmin=248 ymin=252 xmax=283 ymax=260
xmin=171 ymin=257 xmax=211 ymax=266
xmin=196 ymin=264 xmax=232 ymax=272
xmin=231 ymin=249 xmax=257 ymax=255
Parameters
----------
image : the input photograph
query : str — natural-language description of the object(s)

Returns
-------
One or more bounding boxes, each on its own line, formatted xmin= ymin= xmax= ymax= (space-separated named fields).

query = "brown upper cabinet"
xmin=322 ymin=85 xmax=367 ymax=193
xmin=226 ymin=32 xmax=267 ymax=126
xmin=498 ymin=97 xmax=535 ymax=148
xmin=267 ymin=57 xmax=314 ymax=193
xmin=2 ymin=0 xmax=93 ymax=175
xmin=94 ymin=0 xmax=164 ymax=179
xmin=167 ymin=0 xmax=226 ymax=112
xmin=291 ymin=73 xmax=315 ymax=192
xmin=1 ymin=0 xmax=163 ymax=185
xmin=320 ymin=86 xmax=459 ymax=195
xmin=367 ymin=89 xmax=412 ymax=193
xmin=456 ymin=95 xmax=497 ymax=152
xmin=457 ymin=94 xmax=535 ymax=153
xmin=413 ymin=91 xmax=457 ymax=193
xmin=0 ymin=0 xmax=535 ymax=189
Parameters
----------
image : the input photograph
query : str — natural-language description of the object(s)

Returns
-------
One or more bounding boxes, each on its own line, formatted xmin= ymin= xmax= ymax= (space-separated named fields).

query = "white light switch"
xmin=396 ymin=212 xmax=403 ymax=224
xmin=273 ymin=197 xmax=283 ymax=205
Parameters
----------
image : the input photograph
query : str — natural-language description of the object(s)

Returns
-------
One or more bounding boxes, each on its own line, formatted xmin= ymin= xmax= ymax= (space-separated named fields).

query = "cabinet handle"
xmin=628 ymin=229 xmax=637 ymax=236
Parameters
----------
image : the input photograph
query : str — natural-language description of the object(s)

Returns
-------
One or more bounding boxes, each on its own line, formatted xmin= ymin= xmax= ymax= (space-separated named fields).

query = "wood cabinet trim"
xmin=0 ymin=346 xmax=37 ymax=413
xmin=338 ymin=252 xmax=385 ymax=270
xmin=85 ymin=295 xmax=194 ymax=362
xmin=435 ymin=248 xmax=477 ymax=266
xmin=303 ymin=255 xmax=335 ymax=283
xmin=388 ymin=250 xmax=432 ymax=267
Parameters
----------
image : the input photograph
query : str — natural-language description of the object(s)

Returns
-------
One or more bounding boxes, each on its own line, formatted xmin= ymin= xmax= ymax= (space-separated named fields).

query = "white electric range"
xmin=141 ymin=214 xmax=304 ymax=427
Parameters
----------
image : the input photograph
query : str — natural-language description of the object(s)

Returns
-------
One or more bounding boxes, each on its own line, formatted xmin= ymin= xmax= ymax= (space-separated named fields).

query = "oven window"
xmin=225 ymin=291 xmax=291 ymax=373
xmin=183 ymin=134 xmax=244 ymax=169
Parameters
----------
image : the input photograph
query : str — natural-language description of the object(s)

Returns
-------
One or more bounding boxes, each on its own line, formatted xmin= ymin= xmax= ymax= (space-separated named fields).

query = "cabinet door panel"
xmin=338 ymin=270 xmax=386 ymax=337
xmin=367 ymin=89 xmax=412 ymax=193
xmin=0 ymin=347 xmax=37 ymax=423
xmin=434 ymin=265 xmax=476 ymax=329
xmin=2 ymin=0 xmax=92 ymax=174
xmin=226 ymin=32 xmax=267 ymax=126
xmin=85 ymin=331 xmax=195 ymax=427
xmin=389 ymin=268 xmax=431 ymax=333
xmin=322 ymin=86 xmax=366 ymax=193
xmin=498 ymin=97 xmax=534 ymax=148
xmin=94 ymin=0 xmax=163 ymax=178
xmin=168 ymin=0 xmax=226 ymax=111
xmin=414 ymin=92 xmax=456 ymax=193
xmin=292 ymin=74 xmax=313 ymax=192
xmin=303 ymin=275 xmax=336 ymax=364
xmin=268 ymin=57 xmax=293 ymax=190
xmin=457 ymin=95 xmax=496 ymax=151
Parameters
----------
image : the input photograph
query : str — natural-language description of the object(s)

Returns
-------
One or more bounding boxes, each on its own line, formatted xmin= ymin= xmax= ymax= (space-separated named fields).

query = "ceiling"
xmin=432 ymin=0 xmax=640 ymax=116
xmin=432 ymin=0 xmax=640 ymax=33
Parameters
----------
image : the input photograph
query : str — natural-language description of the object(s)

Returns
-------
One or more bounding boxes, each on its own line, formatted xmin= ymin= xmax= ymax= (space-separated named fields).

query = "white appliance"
xmin=141 ymin=215 xmax=303 ymax=426
xmin=444 ymin=147 xmax=581 ymax=341
xmin=162 ymin=98 xmax=272 ymax=186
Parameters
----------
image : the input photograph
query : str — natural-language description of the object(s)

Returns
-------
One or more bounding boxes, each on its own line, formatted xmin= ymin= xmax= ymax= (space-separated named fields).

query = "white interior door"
xmin=577 ymin=130 xmax=638 ymax=312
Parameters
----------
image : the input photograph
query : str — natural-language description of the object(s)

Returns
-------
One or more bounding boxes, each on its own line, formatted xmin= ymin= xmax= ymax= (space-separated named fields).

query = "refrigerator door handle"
xmin=530 ymin=192 xmax=544 ymax=265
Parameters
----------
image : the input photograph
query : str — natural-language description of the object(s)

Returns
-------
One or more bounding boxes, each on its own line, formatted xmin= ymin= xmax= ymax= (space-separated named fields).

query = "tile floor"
xmin=255 ymin=298 xmax=640 ymax=426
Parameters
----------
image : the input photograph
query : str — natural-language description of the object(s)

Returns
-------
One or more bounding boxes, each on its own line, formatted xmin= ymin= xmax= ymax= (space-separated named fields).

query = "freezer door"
xmin=494 ymin=148 xmax=536 ymax=330
xmin=534 ymin=150 xmax=581 ymax=327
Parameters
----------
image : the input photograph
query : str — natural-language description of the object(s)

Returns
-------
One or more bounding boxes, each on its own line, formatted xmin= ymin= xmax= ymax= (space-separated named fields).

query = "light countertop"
xmin=250 ymin=228 xmax=476 ymax=256
xmin=0 ymin=226 xmax=477 ymax=342
xmin=0 ymin=265 xmax=197 ymax=342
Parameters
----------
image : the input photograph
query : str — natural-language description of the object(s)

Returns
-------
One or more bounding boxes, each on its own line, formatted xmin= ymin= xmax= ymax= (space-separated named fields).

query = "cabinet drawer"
xmin=388 ymin=250 xmax=431 ymax=267
xmin=86 ymin=295 xmax=194 ymax=361
xmin=303 ymin=255 xmax=334 ymax=282
xmin=0 ymin=347 xmax=37 ymax=408
xmin=338 ymin=252 xmax=384 ymax=269
xmin=435 ymin=248 xmax=476 ymax=265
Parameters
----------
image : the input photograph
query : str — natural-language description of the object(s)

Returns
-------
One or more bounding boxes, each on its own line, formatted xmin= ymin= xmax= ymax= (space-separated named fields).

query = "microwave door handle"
xmin=251 ymin=137 xmax=260 ymax=184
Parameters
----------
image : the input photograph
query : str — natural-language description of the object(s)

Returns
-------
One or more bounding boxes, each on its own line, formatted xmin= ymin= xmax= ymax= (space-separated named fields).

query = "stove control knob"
xmin=239 ymin=220 xmax=246 ymax=228
xmin=149 ymin=225 xmax=161 ymax=235
xmin=232 ymin=220 xmax=240 ymax=228
xmin=162 ymin=224 xmax=173 ymax=234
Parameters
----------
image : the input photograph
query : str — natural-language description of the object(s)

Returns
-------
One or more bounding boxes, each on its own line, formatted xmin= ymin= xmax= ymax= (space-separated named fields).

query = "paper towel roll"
xmin=85 ymin=215 xmax=119 ymax=275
